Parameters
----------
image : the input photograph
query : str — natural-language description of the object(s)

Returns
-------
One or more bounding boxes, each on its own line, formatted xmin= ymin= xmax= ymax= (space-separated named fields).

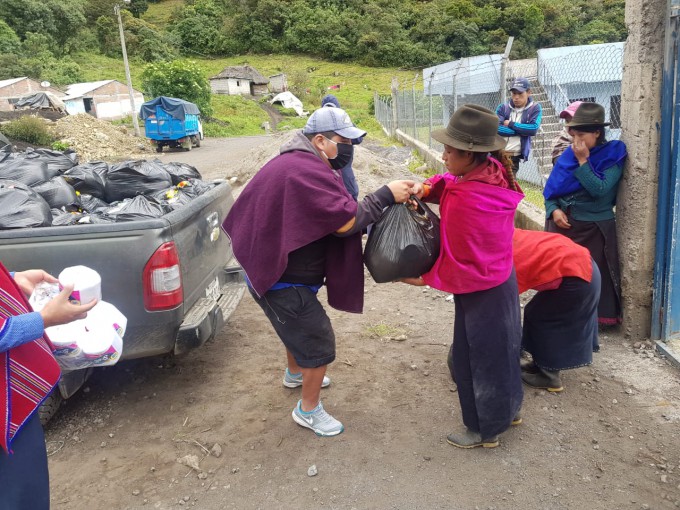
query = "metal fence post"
xmin=391 ymin=78 xmax=399 ymax=136
xmin=412 ymin=76 xmax=417 ymax=139
xmin=500 ymin=36 xmax=514 ymax=105
xmin=428 ymin=73 xmax=434 ymax=149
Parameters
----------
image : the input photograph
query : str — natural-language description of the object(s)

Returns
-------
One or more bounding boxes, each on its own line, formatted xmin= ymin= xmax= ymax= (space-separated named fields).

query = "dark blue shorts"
xmin=250 ymin=286 xmax=336 ymax=368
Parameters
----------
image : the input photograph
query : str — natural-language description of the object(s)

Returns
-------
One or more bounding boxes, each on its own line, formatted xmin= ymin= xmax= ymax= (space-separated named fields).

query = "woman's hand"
xmin=409 ymin=182 xmax=426 ymax=199
xmin=14 ymin=270 xmax=58 ymax=297
xmin=551 ymin=209 xmax=572 ymax=230
xmin=40 ymin=284 xmax=98 ymax=328
xmin=400 ymin=276 xmax=426 ymax=286
xmin=572 ymin=139 xmax=590 ymax=165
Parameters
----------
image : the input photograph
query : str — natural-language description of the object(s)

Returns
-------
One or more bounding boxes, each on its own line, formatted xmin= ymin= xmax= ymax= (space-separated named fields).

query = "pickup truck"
xmin=0 ymin=180 xmax=244 ymax=421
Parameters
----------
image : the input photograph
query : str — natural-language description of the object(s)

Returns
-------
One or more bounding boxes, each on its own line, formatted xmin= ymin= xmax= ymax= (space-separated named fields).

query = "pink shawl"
xmin=422 ymin=159 xmax=524 ymax=294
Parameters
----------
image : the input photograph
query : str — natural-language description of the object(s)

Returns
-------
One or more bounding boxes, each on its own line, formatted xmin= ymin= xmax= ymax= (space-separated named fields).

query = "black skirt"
xmin=522 ymin=260 xmax=601 ymax=370
xmin=450 ymin=271 xmax=523 ymax=439
xmin=546 ymin=215 xmax=621 ymax=324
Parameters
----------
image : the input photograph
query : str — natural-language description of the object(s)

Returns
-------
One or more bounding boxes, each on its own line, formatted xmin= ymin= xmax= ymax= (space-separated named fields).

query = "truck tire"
xmin=156 ymin=144 xmax=163 ymax=153
xmin=39 ymin=389 xmax=63 ymax=426
xmin=194 ymin=135 xmax=201 ymax=148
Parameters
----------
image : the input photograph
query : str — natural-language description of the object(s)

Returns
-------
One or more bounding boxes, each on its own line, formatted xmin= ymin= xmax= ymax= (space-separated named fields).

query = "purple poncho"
xmin=222 ymin=144 xmax=365 ymax=313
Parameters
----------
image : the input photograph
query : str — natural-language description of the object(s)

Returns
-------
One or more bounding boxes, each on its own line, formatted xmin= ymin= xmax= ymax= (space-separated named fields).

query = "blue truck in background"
xmin=141 ymin=96 xmax=204 ymax=152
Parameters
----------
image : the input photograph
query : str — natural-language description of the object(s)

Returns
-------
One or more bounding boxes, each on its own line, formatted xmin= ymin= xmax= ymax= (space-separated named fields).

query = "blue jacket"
xmin=496 ymin=98 xmax=542 ymax=161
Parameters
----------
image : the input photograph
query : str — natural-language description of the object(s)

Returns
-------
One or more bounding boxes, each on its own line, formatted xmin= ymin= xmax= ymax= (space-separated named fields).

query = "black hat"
xmin=565 ymin=102 xmax=610 ymax=128
xmin=431 ymin=104 xmax=507 ymax=152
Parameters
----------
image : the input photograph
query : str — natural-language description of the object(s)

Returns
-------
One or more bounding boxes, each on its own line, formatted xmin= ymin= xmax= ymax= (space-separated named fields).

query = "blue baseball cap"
xmin=510 ymin=77 xmax=531 ymax=93
xmin=303 ymin=107 xmax=366 ymax=139
xmin=321 ymin=94 xmax=340 ymax=108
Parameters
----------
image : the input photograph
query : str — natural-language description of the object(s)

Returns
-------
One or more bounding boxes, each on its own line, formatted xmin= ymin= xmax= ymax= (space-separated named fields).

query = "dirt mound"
xmin=0 ymin=109 xmax=66 ymax=123
xmin=52 ymin=114 xmax=151 ymax=163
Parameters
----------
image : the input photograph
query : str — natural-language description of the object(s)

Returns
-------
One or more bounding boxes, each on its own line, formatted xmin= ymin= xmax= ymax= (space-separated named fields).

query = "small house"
xmin=269 ymin=73 xmax=288 ymax=94
xmin=62 ymin=80 xmax=144 ymax=120
xmin=209 ymin=65 xmax=269 ymax=96
xmin=0 ymin=77 xmax=65 ymax=111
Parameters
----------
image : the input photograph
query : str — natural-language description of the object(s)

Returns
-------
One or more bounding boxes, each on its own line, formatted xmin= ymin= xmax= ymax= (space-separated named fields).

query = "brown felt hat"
xmin=565 ymin=102 xmax=610 ymax=128
xmin=431 ymin=104 xmax=507 ymax=152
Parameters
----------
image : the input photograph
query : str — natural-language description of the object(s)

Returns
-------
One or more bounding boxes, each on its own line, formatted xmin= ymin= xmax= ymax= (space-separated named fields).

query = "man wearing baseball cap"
xmin=222 ymin=106 xmax=416 ymax=437
xmin=495 ymin=77 xmax=543 ymax=176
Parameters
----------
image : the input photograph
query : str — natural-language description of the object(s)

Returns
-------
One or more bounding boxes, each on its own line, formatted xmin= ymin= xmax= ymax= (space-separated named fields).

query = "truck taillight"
xmin=143 ymin=242 xmax=183 ymax=311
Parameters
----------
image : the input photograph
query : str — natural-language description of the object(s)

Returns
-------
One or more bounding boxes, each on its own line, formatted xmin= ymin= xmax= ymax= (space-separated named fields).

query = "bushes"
xmin=0 ymin=117 xmax=54 ymax=146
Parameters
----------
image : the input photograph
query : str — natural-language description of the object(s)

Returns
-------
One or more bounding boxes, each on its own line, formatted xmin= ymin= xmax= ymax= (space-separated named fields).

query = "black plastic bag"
xmin=51 ymin=208 xmax=84 ymax=226
xmin=151 ymin=186 xmax=193 ymax=210
xmin=104 ymin=195 xmax=169 ymax=222
xmin=104 ymin=160 xmax=172 ymax=203
xmin=178 ymin=178 xmax=215 ymax=198
xmin=77 ymin=213 xmax=115 ymax=224
xmin=0 ymin=157 xmax=54 ymax=185
xmin=62 ymin=161 xmax=109 ymax=198
xmin=78 ymin=193 xmax=109 ymax=213
xmin=364 ymin=198 xmax=440 ymax=283
xmin=0 ymin=180 xmax=52 ymax=229
xmin=24 ymin=148 xmax=78 ymax=173
xmin=32 ymin=176 xmax=79 ymax=209
xmin=162 ymin=161 xmax=202 ymax=184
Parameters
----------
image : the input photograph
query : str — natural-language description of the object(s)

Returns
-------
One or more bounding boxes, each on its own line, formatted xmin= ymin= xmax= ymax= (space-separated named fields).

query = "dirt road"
xmin=46 ymin=136 xmax=680 ymax=510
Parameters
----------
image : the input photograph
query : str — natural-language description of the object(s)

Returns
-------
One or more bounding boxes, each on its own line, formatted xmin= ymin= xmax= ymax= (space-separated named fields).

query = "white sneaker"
xmin=283 ymin=369 xmax=331 ymax=389
xmin=292 ymin=400 xmax=344 ymax=437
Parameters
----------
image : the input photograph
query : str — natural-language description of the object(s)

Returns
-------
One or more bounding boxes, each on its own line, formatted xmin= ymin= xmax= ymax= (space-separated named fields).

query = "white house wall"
xmin=64 ymin=99 xmax=86 ymax=115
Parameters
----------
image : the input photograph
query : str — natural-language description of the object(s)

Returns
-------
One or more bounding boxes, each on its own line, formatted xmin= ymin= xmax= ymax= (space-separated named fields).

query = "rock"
xmin=198 ymin=472 xmax=208 ymax=480
xmin=132 ymin=490 xmax=140 ymax=496
xmin=211 ymin=443 xmax=223 ymax=458
xmin=177 ymin=455 xmax=200 ymax=471
xmin=308 ymin=464 xmax=318 ymax=477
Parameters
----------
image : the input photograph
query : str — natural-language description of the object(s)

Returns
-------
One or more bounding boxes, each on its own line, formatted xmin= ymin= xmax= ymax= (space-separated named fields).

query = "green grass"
xmin=142 ymin=0 xmax=184 ymax=27
xmin=518 ymin=179 xmax=546 ymax=210
xmin=364 ymin=321 xmax=406 ymax=340
xmin=203 ymin=95 xmax=270 ymax=137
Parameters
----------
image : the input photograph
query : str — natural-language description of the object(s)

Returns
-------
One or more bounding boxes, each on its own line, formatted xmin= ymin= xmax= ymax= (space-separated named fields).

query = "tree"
xmin=141 ymin=60 xmax=213 ymax=116
xmin=0 ymin=20 xmax=21 ymax=54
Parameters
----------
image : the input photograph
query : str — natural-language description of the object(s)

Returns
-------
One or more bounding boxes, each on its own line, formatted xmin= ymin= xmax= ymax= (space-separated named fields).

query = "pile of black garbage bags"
xmin=0 ymin=147 xmax=216 ymax=229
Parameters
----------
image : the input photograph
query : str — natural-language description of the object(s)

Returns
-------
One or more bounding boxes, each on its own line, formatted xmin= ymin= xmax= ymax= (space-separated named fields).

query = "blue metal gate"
xmin=653 ymin=4 xmax=680 ymax=341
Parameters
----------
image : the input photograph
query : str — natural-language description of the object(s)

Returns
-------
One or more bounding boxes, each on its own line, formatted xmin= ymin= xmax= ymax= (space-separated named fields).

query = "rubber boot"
xmin=521 ymin=367 xmax=564 ymax=392
xmin=446 ymin=429 xmax=499 ymax=449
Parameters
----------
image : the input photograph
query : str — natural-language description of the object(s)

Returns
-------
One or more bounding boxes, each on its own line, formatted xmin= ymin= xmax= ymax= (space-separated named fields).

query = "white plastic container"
xmin=88 ymin=301 xmax=127 ymax=337
xmin=77 ymin=326 xmax=123 ymax=366
xmin=45 ymin=322 xmax=82 ymax=359
xmin=58 ymin=265 xmax=102 ymax=305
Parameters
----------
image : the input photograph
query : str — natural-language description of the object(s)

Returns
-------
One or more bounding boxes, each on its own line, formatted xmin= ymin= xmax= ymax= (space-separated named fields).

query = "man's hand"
xmin=503 ymin=120 xmax=511 ymax=127
xmin=14 ymin=270 xmax=58 ymax=297
xmin=40 ymin=285 xmax=97 ymax=328
xmin=551 ymin=209 xmax=572 ymax=230
xmin=387 ymin=180 xmax=418 ymax=203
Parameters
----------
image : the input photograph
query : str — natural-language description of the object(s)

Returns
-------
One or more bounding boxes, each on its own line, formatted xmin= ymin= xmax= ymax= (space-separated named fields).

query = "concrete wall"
xmin=617 ymin=0 xmax=667 ymax=340
xmin=210 ymin=78 xmax=251 ymax=95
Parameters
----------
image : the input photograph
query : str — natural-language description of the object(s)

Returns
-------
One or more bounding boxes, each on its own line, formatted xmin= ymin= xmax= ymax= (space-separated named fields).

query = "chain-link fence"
xmin=374 ymin=43 xmax=625 ymax=204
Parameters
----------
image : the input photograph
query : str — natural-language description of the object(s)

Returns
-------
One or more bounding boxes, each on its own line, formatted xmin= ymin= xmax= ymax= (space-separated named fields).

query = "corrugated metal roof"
xmin=538 ymin=42 xmax=624 ymax=84
xmin=424 ymin=54 xmax=503 ymax=95
xmin=0 ymin=77 xmax=27 ymax=89
xmin=63 ymin=80 xmax=115 ymax=100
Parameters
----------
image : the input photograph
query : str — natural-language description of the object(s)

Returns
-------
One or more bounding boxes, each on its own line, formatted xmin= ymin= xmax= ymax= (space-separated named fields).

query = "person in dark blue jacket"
xmin=495 ymin=77 xmax=543 ymax=176
xmin=321 ymin=94 xmax=363 ymax=200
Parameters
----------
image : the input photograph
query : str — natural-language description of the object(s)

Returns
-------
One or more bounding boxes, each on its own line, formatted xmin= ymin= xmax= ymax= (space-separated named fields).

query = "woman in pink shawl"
xmin=404 ymin=105 xmax=525 ymax=448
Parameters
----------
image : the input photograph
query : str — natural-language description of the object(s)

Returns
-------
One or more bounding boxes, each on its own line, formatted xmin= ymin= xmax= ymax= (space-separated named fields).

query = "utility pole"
xmin=115 ymin=1 xmax=140 ymax=137
xmin=500 ymin=36 xmax=515 ymax=106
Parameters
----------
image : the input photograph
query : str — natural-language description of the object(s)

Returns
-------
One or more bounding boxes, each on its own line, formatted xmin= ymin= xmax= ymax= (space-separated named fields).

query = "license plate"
xmin=206 ymin=276 xmax=220 ymax=301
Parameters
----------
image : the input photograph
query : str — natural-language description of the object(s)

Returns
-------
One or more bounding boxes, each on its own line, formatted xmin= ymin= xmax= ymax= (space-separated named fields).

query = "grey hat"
xmin=303 ymin=107 xmax=366 ymax=139
xmin=431 ymin=104 xmax=507 ymax=153
xmin=565 ymin=102 xmax=610 ymax=128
